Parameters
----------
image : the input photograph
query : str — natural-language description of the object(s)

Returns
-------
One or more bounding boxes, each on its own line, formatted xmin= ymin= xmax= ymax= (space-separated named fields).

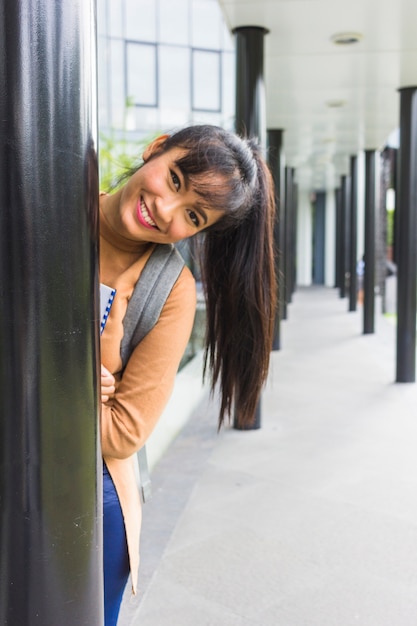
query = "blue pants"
xmin=103 ymin=462 xmax=130 ymax=626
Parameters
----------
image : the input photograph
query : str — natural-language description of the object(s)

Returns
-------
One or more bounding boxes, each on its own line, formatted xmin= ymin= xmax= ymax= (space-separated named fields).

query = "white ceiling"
xmin=218 ymin=0 xmax=417 ymax=190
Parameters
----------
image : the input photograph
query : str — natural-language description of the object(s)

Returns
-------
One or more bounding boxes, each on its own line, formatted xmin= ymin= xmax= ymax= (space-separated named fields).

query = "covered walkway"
xmin=120 ymin=286 xmax=417 ymax=626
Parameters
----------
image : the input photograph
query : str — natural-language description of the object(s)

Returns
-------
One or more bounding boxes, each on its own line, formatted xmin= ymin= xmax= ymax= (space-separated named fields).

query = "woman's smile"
xmin=136 ymin=197 xmax=159 ymax=230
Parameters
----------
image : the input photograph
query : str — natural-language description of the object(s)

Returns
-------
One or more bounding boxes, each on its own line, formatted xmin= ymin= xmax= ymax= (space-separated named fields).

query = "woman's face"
xmin=116 ymin=147 xmax=224 ymax=244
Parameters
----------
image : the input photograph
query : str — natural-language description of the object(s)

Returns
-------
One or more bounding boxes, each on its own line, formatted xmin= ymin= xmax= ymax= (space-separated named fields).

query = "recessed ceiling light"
xmin=331 ymin=32 xmax=363 ymax=45
xmin=326 ymin=99 xmax=346 ymax=108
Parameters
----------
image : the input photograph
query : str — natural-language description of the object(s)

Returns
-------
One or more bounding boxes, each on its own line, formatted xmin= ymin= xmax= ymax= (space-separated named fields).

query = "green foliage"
xmin=386 ymin=208 xmax=395 ymax=246
xmin=98 ymin=130 xmax=159 ymax=192
xmin=98 ymin=132 xmax=143 ymax=192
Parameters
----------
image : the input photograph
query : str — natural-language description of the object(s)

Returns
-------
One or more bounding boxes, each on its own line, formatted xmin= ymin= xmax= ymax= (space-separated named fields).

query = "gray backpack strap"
xmin=137 ymin=447 xmax=152 ymax=504
xmin=120 ymin=243 xmax=185 ymax=369
xmin=120 ymin=243 xmax=185 ymax=503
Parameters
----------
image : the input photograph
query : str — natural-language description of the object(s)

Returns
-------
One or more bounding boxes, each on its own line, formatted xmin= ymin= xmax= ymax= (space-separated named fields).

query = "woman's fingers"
xmin=101 ymin=364 xmax=116 ymax=403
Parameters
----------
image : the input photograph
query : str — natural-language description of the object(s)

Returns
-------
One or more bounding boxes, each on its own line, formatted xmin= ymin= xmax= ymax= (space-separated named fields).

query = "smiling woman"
xmin=99 ymin=124 xmax=276 ymax=625
xmin=102 ymin=138 xmax=224 ymax=245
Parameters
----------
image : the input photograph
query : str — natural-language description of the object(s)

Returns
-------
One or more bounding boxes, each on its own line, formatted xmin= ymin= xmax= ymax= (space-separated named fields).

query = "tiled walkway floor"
xmin=120 ymin=287 xmax=417 ymax=626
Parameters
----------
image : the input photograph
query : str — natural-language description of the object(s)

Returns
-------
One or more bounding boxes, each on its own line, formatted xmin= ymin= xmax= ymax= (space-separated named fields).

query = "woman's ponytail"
xmin=201 ymin=145 xmax=276 ymax=429
xmin=148 ymin=124 xmax=277 ymax=429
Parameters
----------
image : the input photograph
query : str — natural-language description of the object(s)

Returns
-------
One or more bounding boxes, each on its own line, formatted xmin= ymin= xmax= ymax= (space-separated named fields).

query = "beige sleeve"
xmin=101 ymin=267 xmax=197 ymax=459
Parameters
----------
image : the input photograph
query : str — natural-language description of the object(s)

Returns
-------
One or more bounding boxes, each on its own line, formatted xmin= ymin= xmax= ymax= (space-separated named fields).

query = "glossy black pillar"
xmin=0 ymin=1 xmax=102 ymax=624
xmin=339 ymin=175 xmax=350 ymax=298
xmin=396 ymin=87 xmax=417 ymax=382
xmin=313 ymin=191 xmax=326 ymax=285
xmin=335 ymin=188 xmax=342 ymax=288
xmin=388 ymin=148 xmax=398 ymax=266
xmin=282 ymin=166 xmax=293 ymax=318
xmin=348 ymin=156 xmax=358 ymax=311
xmin=378 ymin=147 xmax=396 ymax=312
xmin=291 ymin=179 xmax=298 ymax=294
xmin=363 ymin=150 xmax=377 ymax=334
xmin=233 ymin=25 xmax=268 ymax=430
xmin=267 ymin=129 xmax=285 ymax=350
xmin=234 ymin=26 xmax=269 ymax=145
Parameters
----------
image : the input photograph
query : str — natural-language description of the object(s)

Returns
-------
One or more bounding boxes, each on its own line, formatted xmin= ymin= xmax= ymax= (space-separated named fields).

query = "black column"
xmin=233 ymin=25 xmax=268 ymax=430
xmin=234 ymin=26 xmax=269 ymax=145
xmin=282 ymin=165 xmax=294 ymax=318
xmin=396 ymin=87 xmax=417 ymax=382
xmin=313 ymin=191 xmax=326 ymax=285
xmin=291 ymin=176 xmax=298 ymax=295
xmin=339 ymin=175 xmax=350 ymax=298
xmin=348 ymin=156 xmax=358 ymax=311
xmin=363 ymin=150 xmax=377 ymax=334
xmin=0 ymin=2 xmax=102 ymax=625
xmin=335 ymin=187 xmax=342 ymax=288
xmin=390 ymin=149 xmax=399 ymax=266
xmin=378 ymin=149 xmax=389 ymax=311
xmin=267 ymin=129 xmax=285 ymax=350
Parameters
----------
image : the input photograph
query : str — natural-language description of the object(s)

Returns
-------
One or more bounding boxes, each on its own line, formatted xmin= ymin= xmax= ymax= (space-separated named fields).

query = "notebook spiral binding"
xmin=100 ymin=284 xmax=116 ymax=335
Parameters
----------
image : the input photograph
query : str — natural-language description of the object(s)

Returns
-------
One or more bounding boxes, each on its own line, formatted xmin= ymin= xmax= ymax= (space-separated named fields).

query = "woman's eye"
xmin=170 ymin=170 xmax=180 ymax=191
xmin=188 ymin=210 xmax=200 ymax=227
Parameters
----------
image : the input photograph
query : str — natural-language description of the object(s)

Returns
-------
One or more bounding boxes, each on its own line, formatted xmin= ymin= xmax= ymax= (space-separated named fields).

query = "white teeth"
xmin=141 ymin=199 xmax=156 ymax=227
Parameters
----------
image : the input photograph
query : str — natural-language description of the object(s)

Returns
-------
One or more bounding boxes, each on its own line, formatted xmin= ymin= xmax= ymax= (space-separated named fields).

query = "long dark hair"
xmin=155 ymin=125 xmax=276 ymax=429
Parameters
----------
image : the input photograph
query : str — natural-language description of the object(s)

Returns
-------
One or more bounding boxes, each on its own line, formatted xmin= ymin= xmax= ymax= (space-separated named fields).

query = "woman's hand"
xmin=101 ymin=364 xmax=116 ymax=403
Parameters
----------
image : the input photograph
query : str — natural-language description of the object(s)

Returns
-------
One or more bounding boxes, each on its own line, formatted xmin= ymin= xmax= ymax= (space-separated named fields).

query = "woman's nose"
xmin=156 ymin=193 xmax=181 ymax=222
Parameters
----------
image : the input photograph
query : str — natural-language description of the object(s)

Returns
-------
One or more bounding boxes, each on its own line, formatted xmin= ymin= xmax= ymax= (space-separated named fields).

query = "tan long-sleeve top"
xmin=99 ymin=206 xmax=196 ymax=593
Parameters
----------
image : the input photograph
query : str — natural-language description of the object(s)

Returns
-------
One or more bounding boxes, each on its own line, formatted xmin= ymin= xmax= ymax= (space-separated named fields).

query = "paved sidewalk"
xmin=120 ymin=286 xmax=417 ymax=626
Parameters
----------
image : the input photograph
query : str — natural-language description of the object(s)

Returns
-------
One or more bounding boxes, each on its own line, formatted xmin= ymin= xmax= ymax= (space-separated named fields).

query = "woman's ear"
xmin=142 ymin=134 xmax=169 ymax=162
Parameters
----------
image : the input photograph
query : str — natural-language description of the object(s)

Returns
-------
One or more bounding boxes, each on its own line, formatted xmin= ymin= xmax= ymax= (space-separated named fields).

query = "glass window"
xmin=159 ymin=0 xmax=189 ymax=45
xmin=97 ymin=0 xmax=108 ymax=37
xmin=191 ymin=110 xmax=222 ymax=127
xmin=191 ymin=0 xmax=221 ymax=50
xmin=221 ymin=21 xmax=235 ymax=52
xmin=108 ymin=0 xmax=123 ymax=38
xmin=110 ymin=39 xmax=126 ymax=128
xmin=135 ymin=107 xmax=160 ymax=134
xmin=160 ymin=108 xmax=190 ymax=130
xmin=126 ymin=42 xmax=157 ymax=107
xmin=98 ymin=36 xmax=110 ymax=128
xmin=159 ymin=46 xmax=190 ymax=111
xmin=125 ymin=0 xmax=156 ymax=42
xmin=222 ymin=51 xmax=235 ymax=120
xmin=192 ymin=50 xmax=221 ymax=111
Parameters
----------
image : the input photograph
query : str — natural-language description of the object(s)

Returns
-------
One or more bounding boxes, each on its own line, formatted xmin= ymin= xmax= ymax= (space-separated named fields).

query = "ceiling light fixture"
xmin=331 ymin=32 xmax=363 ymax=45
xmin=326 ymin=99 xmax=346 ymax=108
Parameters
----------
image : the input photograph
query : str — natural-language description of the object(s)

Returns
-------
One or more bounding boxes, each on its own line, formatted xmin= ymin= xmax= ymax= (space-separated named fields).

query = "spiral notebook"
xmin=100 ymin=283 xmax=116 ymax=334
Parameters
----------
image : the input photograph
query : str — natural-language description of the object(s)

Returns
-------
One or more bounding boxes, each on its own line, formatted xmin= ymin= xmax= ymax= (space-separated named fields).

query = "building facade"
xmin=97 ymin=0 xmax=235 ymax=142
